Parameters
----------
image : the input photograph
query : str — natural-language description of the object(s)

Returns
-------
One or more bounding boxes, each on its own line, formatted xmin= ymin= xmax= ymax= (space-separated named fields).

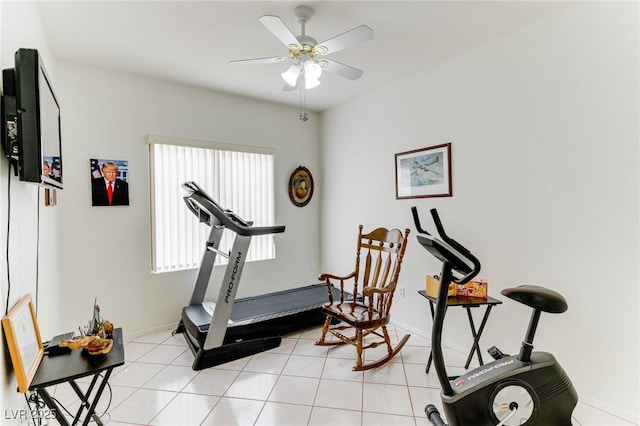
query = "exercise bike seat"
xmin=501 ymin=285 xmax=568 ymax=313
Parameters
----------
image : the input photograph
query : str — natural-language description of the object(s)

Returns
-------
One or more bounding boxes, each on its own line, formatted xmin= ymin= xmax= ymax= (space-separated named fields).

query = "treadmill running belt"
xmin=230 ymin=283 xmax=331 ymax=323
xmin=181 ymin=283 xmax=340 ymax=345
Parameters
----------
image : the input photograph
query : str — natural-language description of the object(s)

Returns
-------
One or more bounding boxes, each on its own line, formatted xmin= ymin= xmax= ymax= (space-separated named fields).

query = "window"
xmin=148 ymin=135 xmax=276 ymax=273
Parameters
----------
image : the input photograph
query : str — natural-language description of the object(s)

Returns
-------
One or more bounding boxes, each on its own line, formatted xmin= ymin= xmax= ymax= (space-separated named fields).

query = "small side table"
xmin=29 ymin=328 xmax=125 ymax=426
xmin=418 ymin=290 xmax=502 ymax=373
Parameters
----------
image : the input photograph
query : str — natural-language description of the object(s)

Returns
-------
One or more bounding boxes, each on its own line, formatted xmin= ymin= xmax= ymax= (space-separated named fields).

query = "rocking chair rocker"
xmin=315 ymin=225 xmax=411 ymax=371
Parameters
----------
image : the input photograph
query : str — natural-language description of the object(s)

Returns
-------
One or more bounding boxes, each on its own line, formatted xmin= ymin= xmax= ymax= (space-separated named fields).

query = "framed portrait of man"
xmin=90 ymin=158 xmax=130 ymax=206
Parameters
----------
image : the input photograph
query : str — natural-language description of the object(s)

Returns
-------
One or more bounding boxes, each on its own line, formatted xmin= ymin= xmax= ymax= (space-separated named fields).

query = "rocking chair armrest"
xmin=362 ymin=281 xmax=397 ymax=297
xmin=318 ymin=271 xmax=357 ymax=282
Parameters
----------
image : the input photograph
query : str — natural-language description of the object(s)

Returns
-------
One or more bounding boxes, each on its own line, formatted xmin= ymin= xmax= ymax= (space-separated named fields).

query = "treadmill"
xmin=174 ymin=181 xmax=333 ymax=370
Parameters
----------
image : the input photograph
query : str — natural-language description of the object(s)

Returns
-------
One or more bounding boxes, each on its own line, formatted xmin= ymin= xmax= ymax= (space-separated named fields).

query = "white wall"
xmin=320 ymin=2 xmax=638 ymax=422
xmin=0 ymin=2 xmax=64 ymax=422
xmin=54 ymin=62 xmax=322 ymax=338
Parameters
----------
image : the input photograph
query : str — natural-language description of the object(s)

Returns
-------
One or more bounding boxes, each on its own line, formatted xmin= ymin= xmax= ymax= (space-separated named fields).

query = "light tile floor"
xmin=46 ymin=325 xmax=635 ymax=425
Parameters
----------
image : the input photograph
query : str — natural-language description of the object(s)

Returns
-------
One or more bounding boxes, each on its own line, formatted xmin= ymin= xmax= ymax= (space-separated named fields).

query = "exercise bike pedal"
xmin=488 ymin=345 xmax=509 ymax=360
xmin=425 ymin=404 xmax=447 ymax=426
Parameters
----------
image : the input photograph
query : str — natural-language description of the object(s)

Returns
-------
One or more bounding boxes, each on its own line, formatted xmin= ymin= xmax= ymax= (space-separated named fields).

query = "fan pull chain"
xmin=299 ymin=84 xmax=308 ymax=122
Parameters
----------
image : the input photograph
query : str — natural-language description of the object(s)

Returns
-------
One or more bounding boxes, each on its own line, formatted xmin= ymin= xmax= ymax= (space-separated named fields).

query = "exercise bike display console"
xmin=174 ymin=182 xmax=334 ymax=370
xmin=412 ymin=207 xmax=578 ymax=426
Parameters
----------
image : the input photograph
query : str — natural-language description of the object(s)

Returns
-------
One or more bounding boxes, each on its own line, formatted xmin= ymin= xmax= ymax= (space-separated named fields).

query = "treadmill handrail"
xmin=182 ymin=181 xmax=285 ymax=237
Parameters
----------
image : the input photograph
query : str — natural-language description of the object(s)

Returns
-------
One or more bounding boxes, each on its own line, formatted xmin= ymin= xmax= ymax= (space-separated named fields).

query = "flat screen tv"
xmin=1 ymin=48 xmax=62 ymax=189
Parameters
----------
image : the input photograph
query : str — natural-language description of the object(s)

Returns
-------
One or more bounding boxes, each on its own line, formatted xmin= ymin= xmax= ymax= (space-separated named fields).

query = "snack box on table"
xmin=426 ymin=275 xmax=488 ymax=299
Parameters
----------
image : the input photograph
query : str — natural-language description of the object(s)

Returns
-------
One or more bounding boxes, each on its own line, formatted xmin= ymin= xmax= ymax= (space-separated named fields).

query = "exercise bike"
xmin=412 ymin=207 xmax=578 ymax=426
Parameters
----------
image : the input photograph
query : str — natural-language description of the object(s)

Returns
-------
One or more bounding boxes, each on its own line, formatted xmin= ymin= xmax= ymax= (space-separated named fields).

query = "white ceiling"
xmin=35 ymin=1 xmax=571 ymax=112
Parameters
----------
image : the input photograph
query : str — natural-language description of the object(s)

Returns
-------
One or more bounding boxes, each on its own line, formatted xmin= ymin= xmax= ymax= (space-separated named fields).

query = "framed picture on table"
xmin=2 ymin=294 xmax=44 ymax=393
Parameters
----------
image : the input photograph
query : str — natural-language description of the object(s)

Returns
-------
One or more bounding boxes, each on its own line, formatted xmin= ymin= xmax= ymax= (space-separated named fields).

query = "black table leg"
xmin=464 ymin=307 xmax=481 ymax=368
xmin=83 ymin=368 xmax=114 ymax=426
xmin=464 ymin=305 xmax=494 ymax=369
xmin=70 ymin=375 xmax=101 ymax=425
xmin=426 ymin=300 xmax=436 ymax=373
xmin=37 ymin=388 xmax=69 ymax=426
xmin=37 ymin=369 xmax=113 ymax=426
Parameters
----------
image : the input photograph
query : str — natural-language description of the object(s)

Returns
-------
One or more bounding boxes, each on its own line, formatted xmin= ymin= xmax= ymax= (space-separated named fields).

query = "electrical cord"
xmin=5 ymin=161 xmax=11 ymax=315
xmin=3 ymin=167 xmax=42 ymax=315
xmin=24 ymin=391 xmax=46 ymax=426
xmin=35 ymin=187 xmax=40 ymax=313
xmin=46 ymin=373 xmax=114 ymax=424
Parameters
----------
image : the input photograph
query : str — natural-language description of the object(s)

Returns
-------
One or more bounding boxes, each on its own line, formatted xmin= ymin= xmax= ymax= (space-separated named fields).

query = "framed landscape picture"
xmin=395 ymin=143 xmax=452 ymax=199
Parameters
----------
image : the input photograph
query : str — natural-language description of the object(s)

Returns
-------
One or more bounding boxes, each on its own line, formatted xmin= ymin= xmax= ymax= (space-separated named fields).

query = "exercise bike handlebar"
xmin=413 ymin=206 xmax=483 ymax=400
xmin=411 ymin=206 xmax=481 ymax=285
xmin=411 ymin=206 xmax=431 ymax=236
xmin=182 ymin=181 xmax=286 ymax=237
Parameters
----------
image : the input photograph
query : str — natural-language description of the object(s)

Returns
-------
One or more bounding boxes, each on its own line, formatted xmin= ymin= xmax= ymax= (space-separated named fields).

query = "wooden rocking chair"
xmin=315 ymin=225 xmax=411 ymax=371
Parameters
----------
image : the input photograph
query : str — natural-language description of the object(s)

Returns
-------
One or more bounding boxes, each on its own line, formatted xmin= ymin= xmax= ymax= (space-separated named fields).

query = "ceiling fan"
xmin=230 ymin=5 xmax=374 ymax=91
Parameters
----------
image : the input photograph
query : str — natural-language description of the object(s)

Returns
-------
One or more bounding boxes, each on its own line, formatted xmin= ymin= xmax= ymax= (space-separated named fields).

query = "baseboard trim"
xmin=122 ymin=322 xmax=179 ymax=341
xmin=577 ymin=395 xmax=639 ymax=424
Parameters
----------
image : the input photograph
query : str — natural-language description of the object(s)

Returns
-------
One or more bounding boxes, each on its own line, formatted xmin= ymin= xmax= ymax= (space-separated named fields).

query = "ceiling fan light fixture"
xmin=281 ymin=64 xmax=301 ymax=87
xmin=304 ymin=76 xmax=321 ymax=89
xmin=232 ymin=3 xmax=373 ymax=106
xmin=304 ymin=60 xmax=322 ymax=81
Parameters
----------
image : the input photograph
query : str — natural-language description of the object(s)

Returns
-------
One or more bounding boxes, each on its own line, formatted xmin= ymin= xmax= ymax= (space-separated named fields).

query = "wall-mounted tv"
xmin=1 ymin=48 xmax=63 ymax=189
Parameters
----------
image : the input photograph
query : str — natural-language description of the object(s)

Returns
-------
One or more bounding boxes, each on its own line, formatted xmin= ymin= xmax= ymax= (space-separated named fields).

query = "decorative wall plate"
xmin=288 ymin=166 xmax=314 ymax=207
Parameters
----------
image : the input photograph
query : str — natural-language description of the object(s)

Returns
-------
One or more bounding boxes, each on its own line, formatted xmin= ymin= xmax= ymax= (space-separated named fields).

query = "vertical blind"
xmin=148 ymin=135 xmax=276 ymax=273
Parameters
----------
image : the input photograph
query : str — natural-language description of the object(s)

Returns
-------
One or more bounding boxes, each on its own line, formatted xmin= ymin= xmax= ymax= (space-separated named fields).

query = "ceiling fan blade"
xmin=315 ymin=25 xmax=374 ymax=55
xmin=322 ymin=59 xmax=364 ymax=80
xmin=258 ymin=15 xmax=301 ymax=49
xmin=229 ymin=56 xmax=287 ymax=66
